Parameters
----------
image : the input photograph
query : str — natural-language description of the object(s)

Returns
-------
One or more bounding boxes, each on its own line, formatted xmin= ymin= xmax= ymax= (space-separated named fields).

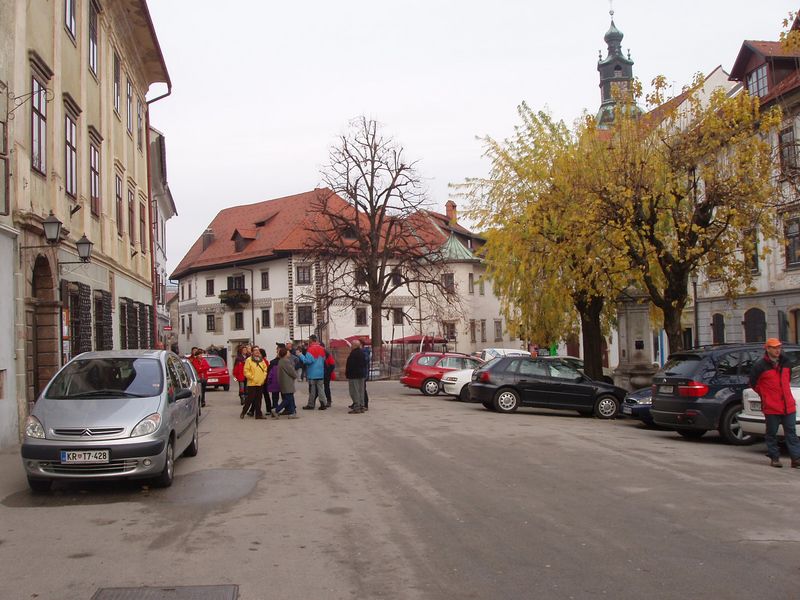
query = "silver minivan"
xmin=21 ymin=350 xmax=200 ymax=492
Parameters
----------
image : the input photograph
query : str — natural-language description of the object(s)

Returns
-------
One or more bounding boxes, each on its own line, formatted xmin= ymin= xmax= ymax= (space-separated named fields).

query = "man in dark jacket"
xmin=346 ymin=340 xmax=367 ymax=414
xmin=749 ymin=338 xmax=800 ymax=468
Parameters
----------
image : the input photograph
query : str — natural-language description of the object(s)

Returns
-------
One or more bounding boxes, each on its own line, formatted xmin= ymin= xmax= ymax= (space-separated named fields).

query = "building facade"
xmin=170 ymin=191 xmax=521 ymax=370
xmin=1 ymin=0 xmax=170 ymax=446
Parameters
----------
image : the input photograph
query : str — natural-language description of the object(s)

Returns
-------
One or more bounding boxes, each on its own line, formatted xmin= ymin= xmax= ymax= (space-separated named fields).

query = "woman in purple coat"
xmin=265 ymin=345 xmax=282 ymax=419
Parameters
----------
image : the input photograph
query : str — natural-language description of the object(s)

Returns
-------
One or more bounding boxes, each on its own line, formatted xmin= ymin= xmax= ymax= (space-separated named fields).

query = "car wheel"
xmin=459 ymin=385 xmax=469 ymax=402
xmin=719 ymin=403 xmax=755 ymax=446
xmin=421 ymin=378 xmax=440 ymax=396
xmin=594 ymin=394 xmax=620 ymax=419
xmin=223 ymin=384 xmax=230 ymax=391
xmin=183 ymin=420 xmax=199 ymax=457
xmin=154 ymin=439 xmax=175 ymax=488
xmin=27 ymin=477 xmax=52 ymax=493
xmin=677 ymin=429 xmax=706 ymax=440
xmin=493 ymin=388 xmax=519 ymax=413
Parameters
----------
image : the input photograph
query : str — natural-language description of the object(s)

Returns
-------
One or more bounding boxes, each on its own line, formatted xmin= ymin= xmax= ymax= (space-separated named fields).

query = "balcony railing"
xmin=218 ymin=288 xmax=250 ymax=308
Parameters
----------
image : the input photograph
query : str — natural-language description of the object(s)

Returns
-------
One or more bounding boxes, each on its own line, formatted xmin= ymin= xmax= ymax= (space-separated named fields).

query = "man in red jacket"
xmin=749 ymin=338 xmax=800 ymax=468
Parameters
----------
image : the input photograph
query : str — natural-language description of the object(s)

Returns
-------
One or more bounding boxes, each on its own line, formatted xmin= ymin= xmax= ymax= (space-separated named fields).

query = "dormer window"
xmin=747 ymin=64 xmax=768 ymax=98
xmin=342 ymin=225 xmax=357 ymax=239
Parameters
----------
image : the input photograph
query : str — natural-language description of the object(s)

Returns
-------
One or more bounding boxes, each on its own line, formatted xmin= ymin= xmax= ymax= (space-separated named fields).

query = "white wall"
xmin=0 ymin=229 xmax=19 ymax=447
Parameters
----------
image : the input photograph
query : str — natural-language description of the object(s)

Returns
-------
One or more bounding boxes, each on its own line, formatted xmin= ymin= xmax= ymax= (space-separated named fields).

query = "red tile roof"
xmin=730 ymin=40 xmax=800 ymax=80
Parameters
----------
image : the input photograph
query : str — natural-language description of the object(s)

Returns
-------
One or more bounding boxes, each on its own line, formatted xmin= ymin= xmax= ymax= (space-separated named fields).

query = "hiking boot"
xmin=318 ymin=405 xmax=327 ymax=410
xmin=348 ymin=407 xmax=364 ymax=414
xmin=302 ymin=405 xmax=314 ymax=410
xmin=791 ymin=458 xmax=800 ymax=469
xmin=326 ymin=403 xmax=331 ymax=408
xmin=270 ymin=410 xmax=279 ymax=419
xmin=771 ymin=457 xmax=783 ymax=468
xmin=255 ymin=415 xmax=266 ymax=420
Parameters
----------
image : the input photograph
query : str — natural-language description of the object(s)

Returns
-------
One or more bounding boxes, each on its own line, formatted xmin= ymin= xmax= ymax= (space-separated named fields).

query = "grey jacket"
xmin=278 ymin=356 xmax=298 ymax=393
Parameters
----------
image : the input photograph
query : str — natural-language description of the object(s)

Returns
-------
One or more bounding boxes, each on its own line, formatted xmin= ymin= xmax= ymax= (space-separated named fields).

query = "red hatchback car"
xmin=400 ymin=352 xmax=484 ymax=395
xmin=204 ymin=354 xmax=230 ymax=391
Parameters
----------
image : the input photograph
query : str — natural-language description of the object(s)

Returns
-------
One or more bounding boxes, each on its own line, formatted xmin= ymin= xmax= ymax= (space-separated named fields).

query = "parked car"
xmin=739 ymin=366 xmax=800 ymax=437
xmin=650 ymin=344 xmax=800 ymax=445
xmin=21 ymin=350 xmax=200 ymax=492
xmin=477 ymin=348 xmax=530 ymax=362
xmin=560 ymin=356 xmax=615 ymax=384
xmin=470 ymin=355 xmax=627 ymax=418
xmin=621 ymin=387 xmax=654 ymax=425
xmin=204 ymin=354 xmax=230 ymax=391
xmin=400 ymin=352 xmax=484 ymax=395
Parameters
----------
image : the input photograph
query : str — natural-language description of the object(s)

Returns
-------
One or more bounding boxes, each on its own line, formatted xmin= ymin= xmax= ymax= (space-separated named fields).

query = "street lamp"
xmin=41 ymin=212 xmax=63 ymax=244
xmin=690 ymin=272 xmax=699 ymax=348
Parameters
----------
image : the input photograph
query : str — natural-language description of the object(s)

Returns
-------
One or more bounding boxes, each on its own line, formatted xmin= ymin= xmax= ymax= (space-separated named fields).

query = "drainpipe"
xmin=145 ymin=83 xmax=172 ymax=347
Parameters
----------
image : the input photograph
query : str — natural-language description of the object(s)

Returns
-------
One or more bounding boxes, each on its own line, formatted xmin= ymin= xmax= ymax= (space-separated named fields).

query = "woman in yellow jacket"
xmin=241 ymin=346 xmax=268 ymax=419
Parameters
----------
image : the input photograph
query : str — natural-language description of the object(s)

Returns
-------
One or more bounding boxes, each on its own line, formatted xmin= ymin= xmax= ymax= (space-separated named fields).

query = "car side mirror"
xmin=174 ymin=388 xmax=193 ymax=401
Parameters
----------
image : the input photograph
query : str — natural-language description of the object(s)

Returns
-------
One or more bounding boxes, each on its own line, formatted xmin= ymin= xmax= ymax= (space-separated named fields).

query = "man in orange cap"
xmin=749 ymin=338 xmax=800 ymax=468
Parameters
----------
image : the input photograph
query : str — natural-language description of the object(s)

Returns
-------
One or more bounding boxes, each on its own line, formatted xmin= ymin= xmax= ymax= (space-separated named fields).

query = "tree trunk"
xmin=370 ymin=298 xmax=384 ymax=365
xmin=662 ymin=305 xmax=685 ymax=355
xmin=575 ymin=294 xmax=605 ymax=381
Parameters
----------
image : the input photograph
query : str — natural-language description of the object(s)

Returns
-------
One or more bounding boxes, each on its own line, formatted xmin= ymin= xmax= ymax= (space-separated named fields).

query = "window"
xmin=480 ymin=319 xmax=487 ymax=342
xmin=113 ymin=52 xmax=120 ymax=113
xmin=780 ymin=127 xmax=797 ymax=171
xmin=89 ymin=143 xmax=100 ymax=216
xmin=712 ymin=313 xmax=725 ymax=345
xmin=180 ymin=316 xmax=185 ymax=334
xmin=128 ymin=188 xmax=135 ymax=246
xmin=469 ymin=319 xmax=476 ymax=342
xmin=296 ymin=265 xmax=311 ymax=285
xmin=206 ymin=279 xmax=215 ymax=296
xmin=88 ymin=2 xmax=98 ymax=75
xmin=297 ymin=304 xmax=313 ymax=326
xmin=747 ymin=65 xmax=768 ymax=98
xmin=187 ymin=314 xmax=193 ymax=334
xmin=354 ymin=268 xmax=367 ymax=287
xmin=442 ymin=273 xmax=455 ymax=295
xmin=494 ymin=320 xmax=503 ymax=342
xmin=392 ymin=307 xmax=403 ymax=325
xmin=188 ymin=282 xmax=192 ymax=299
xmin=139 ymin=201 xmax=147 ymax=253
xmin=136 ymin=100 xmax=143 ymax=150
xmin=31 ymin=76 xmax=47 ymax=174
xmin=64 ymin=114 xmax=77 ymax=198
xmin=260 ymin=270 xmax=269 ymax=290
xmin=478 ymin=278 xmax=485 ymax=295
xmin=234 ymin=312 xmax=244 ymax=330
xmin=391 ymin=269 xmax=402 ymax=287
xmin=744 ymin=230 xmax=758 ymax=272
xmin=468 ymin=273 xmax=474 ymax=294
xmin=261 ymin=309 xmax=271 ymax=328
xmin=119 ymin=302 xmax=128 ymax=349
xmin=443 ymin=321 xmax=457 ymax=341
xmin=227 ymin=275 xmax=245 ymax=290
xmin=355 ymin=307 xmax=367 ymax=327
xmin=206 ymin=314 xmax=215 ymax=332
xmin=126 ymin=80 xmax=133 ymax=133
xmin=65 ymin=0 xmax=76 ymax=38
xmin=786 ymin=218 xmax=800 ymax=268
xmin=180 ymin=285 xmax=184 ymax=301
xmin=417 ymin=355 xmax=439 ymax=366
xmin=115 ymin=175 xmax=123 ymax=236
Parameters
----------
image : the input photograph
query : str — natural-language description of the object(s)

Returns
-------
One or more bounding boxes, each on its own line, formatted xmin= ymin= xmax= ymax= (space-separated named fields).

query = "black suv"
xmin=651 ymin=344 xmax=800 ymax=445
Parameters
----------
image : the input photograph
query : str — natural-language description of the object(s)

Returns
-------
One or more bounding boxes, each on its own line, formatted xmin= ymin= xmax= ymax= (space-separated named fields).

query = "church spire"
xmin=596 ymin=8 xmax=636 ymax=128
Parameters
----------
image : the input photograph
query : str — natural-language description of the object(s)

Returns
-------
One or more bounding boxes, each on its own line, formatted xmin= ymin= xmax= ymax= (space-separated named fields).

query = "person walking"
xmin=749 ymin=338 xmax=800 ymax=468
xmin=323 ymin=345 xmax=335 ymax=408
xmin=346 ymin=339 xmax=367 ymax=414
xmin=264 ymin=345 xmax=282 ymax=419
xmin=300 ymin=334 xmax=328 ymax=410
xmin=189 ymin=348 xmax=210 ymax=407
xmin=242 ymin=347 xmax=267 ymax=419
xmin=275 ymin=346 xmax=299 ymax=418
xmin=233 ymin=344 xmax=250 ymax=406
xmin=363 ymin=343 xmax=372 ymax=411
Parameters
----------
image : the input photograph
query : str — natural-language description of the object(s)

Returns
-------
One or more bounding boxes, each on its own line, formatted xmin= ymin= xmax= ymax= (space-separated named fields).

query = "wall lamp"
xmin=58 ymin=235 xmax=93 ymax=265
xmin=18 ymin=212 xmax=63 ymax=249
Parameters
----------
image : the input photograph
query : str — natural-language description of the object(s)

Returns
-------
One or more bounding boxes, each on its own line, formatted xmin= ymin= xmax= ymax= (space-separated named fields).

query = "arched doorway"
xmin=27 ymin=256 xmax=59 ymax=402
xmin=743 ymin=308 xmax=766 ymax=343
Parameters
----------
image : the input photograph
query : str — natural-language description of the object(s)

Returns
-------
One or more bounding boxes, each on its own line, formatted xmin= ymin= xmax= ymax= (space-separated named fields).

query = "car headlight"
xmin=131 ymin=413 xmax=162 ymax=437
xmin=24 ymin=416 xmax=45 ymax=439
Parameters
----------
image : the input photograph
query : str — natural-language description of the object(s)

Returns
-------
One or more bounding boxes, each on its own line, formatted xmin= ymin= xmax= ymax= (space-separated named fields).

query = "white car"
xmin=441 ymin=368 xmax=479 ymax=402
xmin=739 ymin=380 xmax=800 ymax=437
xmin=478 ymin=348 xmax=531 ymax=362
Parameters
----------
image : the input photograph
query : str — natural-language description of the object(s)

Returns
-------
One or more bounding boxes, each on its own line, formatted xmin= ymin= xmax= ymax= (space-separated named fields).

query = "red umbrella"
xmin=328 ymin=338 xmax=351 ymax=349
xmin=390 ymin=334 xmax=448 ymax=344
xmin=345 ymin=334 xmax=372 ymax=345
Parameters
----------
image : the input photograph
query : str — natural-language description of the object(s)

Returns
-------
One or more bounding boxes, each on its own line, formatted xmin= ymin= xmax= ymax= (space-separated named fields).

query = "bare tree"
xmin=306 ymin=116 xmax=451 ymax=353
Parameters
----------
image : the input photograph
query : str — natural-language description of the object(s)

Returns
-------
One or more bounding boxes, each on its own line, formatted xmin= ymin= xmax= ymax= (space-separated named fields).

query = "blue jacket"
xmin=300 ymin=342 xmax=326 ymax=379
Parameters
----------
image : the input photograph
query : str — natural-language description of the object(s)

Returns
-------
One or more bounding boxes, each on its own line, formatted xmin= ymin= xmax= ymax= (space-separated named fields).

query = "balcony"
xmin=218 ymin=288 xmax=251 ymax=308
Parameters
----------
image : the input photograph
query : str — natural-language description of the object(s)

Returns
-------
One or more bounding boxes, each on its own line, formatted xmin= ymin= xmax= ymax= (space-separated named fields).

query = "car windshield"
xmin=206 ymin=355 xmax=225 ymax=368
xmin=46 ymin=357 xmax=164 ymax=399
xmin=661 ymin=355 xmax=702 ymax=377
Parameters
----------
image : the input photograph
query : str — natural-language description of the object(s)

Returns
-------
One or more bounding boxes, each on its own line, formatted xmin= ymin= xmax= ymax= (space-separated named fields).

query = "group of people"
xmin=232 ymin=334 xmax=371 ymax=419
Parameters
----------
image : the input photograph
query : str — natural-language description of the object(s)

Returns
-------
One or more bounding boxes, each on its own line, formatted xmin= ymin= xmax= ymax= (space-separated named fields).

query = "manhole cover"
xmin=91 ymin=585 xmax=238 ymax=600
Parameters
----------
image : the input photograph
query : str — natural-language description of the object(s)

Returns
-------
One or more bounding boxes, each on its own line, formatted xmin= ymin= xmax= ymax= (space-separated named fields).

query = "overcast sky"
xmin=146 ymin=0 xmax=798 ymax=274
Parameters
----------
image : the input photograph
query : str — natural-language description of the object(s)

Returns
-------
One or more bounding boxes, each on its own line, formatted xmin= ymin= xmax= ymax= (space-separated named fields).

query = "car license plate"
xmin=622 ymin=406 xmax=632 ymax=415
xmin=60 ymin=450 xmax=109 ymax=464
xmin=207 ymin=378 xmax=218 ymax=383
xmin=659 ymin=385 xmax=673 ymax=394
xmin=749 ymin=401 xmax=762 ymax=412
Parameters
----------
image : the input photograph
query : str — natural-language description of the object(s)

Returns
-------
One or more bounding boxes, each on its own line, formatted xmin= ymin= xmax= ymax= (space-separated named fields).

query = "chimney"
xmin=202 ymin=227 xmax=215 ymax=250
xmin=445 ymin=200 xmax=457 ymax=225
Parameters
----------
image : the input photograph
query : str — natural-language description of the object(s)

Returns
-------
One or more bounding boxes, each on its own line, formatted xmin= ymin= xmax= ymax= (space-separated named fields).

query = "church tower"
xmin=596 ymin=10 xmax=636 ymax=128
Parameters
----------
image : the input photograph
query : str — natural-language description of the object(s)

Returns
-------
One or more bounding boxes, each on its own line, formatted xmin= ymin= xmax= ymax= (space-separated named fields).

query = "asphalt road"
xmin=1 ymin=380 xmax=798 ymax=600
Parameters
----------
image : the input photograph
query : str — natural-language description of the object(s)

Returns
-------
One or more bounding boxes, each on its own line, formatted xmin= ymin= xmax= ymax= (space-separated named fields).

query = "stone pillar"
xmin=614 ymin=287 xmax=658 ymax=391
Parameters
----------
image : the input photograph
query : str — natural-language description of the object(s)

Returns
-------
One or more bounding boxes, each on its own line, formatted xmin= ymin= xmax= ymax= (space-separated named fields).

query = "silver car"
xmin=21 ymin=350 xmax=200 ymax=492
